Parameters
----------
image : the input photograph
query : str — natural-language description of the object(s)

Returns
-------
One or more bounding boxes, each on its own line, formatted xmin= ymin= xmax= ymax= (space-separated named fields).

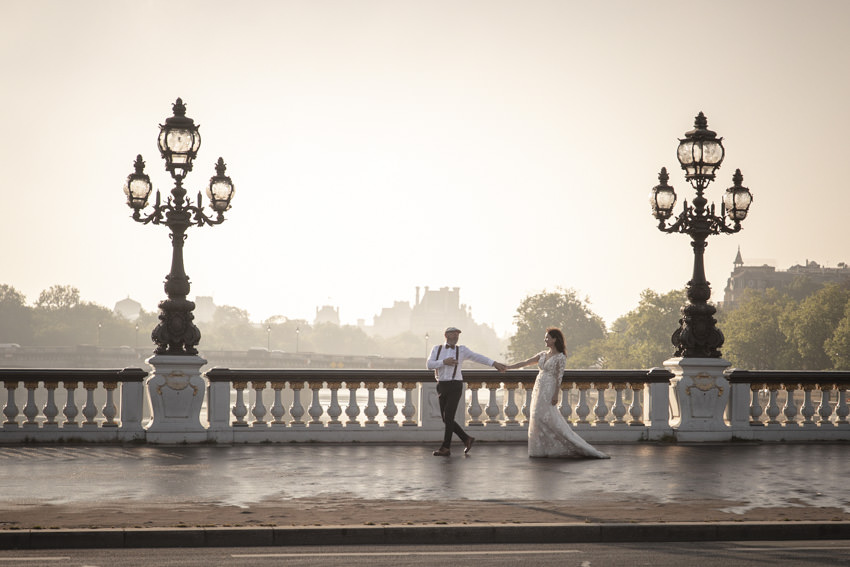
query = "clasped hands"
xmin=442 ymin=358 xmax=507 ymax=373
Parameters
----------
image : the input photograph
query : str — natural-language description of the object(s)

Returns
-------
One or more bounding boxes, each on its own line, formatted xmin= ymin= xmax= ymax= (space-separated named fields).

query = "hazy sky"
xmin=3 ymin=0 xmax=849 ymax=336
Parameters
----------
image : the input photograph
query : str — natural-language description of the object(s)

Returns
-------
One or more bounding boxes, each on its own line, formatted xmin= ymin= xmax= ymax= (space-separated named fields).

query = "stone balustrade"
xmin=203 ymin=367 xmax=674 ymax=443
xmin=727 ymin=370 xmax=850 ymax=440
xmin=0 ymin=368 xmax=147 ymax=442
xmin=3 ymin=366 xmax=850 ymax=443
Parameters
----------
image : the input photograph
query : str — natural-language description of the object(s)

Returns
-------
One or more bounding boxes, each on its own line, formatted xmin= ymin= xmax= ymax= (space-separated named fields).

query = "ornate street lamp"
xmin=123 ymin=98 xmax=235 ymax=356
xmin=650 ymin=112 xmax=753 ymax=358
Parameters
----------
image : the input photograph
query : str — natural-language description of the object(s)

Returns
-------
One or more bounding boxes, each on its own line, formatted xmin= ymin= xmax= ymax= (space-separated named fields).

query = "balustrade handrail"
xmin=727 ymin=369 xmax=850 ymax=385
xmin=0 ymin=368 xmax=148 ymax=383
xmin=204 ymin=367 xmax=672 ymax=385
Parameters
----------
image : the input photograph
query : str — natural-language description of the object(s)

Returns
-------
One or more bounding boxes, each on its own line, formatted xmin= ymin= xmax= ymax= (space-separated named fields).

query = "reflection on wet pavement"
xmin=1 ymin=443 xmax=848 ymax=513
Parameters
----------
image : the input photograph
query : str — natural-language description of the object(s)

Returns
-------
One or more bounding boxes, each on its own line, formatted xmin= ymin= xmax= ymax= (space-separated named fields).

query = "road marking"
xmin=0 ymin=558 xmax=71 ymax=562
xmin=234 ymin=550 xmax=580 ymax=558
xmin=733 ymin=546 xmax=850 ymax=552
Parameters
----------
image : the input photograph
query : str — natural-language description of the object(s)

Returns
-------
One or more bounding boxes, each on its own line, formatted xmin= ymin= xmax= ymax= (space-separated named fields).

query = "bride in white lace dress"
xmin=507 ymin=327 xmax=609 ymax=459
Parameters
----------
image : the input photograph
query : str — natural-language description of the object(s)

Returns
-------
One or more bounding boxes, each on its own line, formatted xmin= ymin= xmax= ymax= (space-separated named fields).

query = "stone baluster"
xmin=575 ymin=382 xmax=592 ymax=424
xmin=307 ymin=381 xmax=325 ymax=426
xmin=749 ymin=384 xmax=764 ymax=424
xmin=781 ymin=383 xmax=799 ymax=425
xmin=43 ymin=383 xmax=59 ymax=428
xmin=62 ymin=381 xmax=79 ymax=428
xmin=801 ymin=384 xmax=816 ymax=426
xmin=81 ymin=381 xmax=99 ymax=428
xmin=611 ymin=382 xmax=628 ymax=425
xmin=363 ymin=382 xmax=379 ymax=426
xmin=521 ymin=383 xmax=532 ymax=425
xmin=22 ymin=381 xmax=40 ymax=428
xmin=593 ymin=382 xmax=609 ymax=425
xmin=251 ymin=381 xmax=268 ymax=426
xmin=2 ymin=381 xmax=19 ymax=428
xmin=628 ymin=383 xmax=644 ymax=426
xmin=559 ymin=381 xmax=573 ymax=421
xmin=232 ymin=381 xmax=249 ymax=427
xmin=345 ymin=381 xmax=361 ymax=426
xmin=289 ymin=382 xmax=306 ymax=427
xmin=269 ymin=382 xmax=286 ymax=426
xmin=466 ymin=382 xmax=483 ymax=426
xmin=765 ymin=384 xmax=782 ymax=425
xmin=401 ymin=382 xmax=417 ymax=426
xmin=503 ymin=383 xmax=520 ymax=426
xmin=381 ymin=382 xmax=397 ymax=426
xmin=484 ymin=384 xmax=500 ymax=424
xmin=101 ymin=382 xmax=118 ymax=428
xmin=836 ymin=384 xmax=849 ymax=425
xmin=817 ymin=384 xmax=834 ymax=426
xmin=327 ymin=384 xmax=343 ymax=426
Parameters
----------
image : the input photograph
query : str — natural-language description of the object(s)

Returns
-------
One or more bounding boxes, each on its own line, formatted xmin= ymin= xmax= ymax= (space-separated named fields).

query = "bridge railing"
xmin=4 ymin=366 xmax=850 ymax=443
xmin=727 ymin=370 xmax=850 ymax=440
xmin=0 ymin=368 xmax=147 ymax=442
xmin=203 ymin=367 xmax=675 ymax=443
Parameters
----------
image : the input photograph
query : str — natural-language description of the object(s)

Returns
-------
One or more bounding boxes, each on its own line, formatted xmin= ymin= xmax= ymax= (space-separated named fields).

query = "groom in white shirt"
xmin=426 ymin=326 xmax=506 ymax=456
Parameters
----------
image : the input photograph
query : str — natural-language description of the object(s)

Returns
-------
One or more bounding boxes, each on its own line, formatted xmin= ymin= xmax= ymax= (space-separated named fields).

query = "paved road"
xmin=1 ymin=442 xmax=849 ymax=548
xmin=3 ymin=541 xmax=850 ymax=567
xmin=0 ymin=442 xmax=848 ymax=512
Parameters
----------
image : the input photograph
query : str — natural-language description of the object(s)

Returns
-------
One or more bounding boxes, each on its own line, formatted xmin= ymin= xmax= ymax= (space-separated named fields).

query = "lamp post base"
xmin=145 ymin=354 xmax=208 ymax=443
xmin=664 ymin=356 xmax=731 ymax=441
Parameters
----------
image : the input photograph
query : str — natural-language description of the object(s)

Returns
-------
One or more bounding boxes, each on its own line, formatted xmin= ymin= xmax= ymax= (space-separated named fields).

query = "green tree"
xmin=31 ymin=299 xmax=117 ymax=347
xmin=374 ymin=331 xmax=425 ymax=358
xmin=262 ymin=316 xmax=309 ymax=353
xmin=36 ymin=285 xmax=80 ymax=310
xmin=825 ymin=302 xmax=850 ymax=369
xmin=786 ymin=275 xmax=824 ymax=302
xmin=603 ymin=289 xmax=687 ymax=369
xmin=508 ymin=288 xmax=606 ymax=363
xmin=311 ymin=323 xmax=377 ymax=356
xmin=0 ymin=284 xmax=33 ymax=344
xmin=722 ymin=288 xmax=799 ymax=370
xmin=203 ymin=305 xmax=258 ymax=350
xmin=780 ymin=283 xmax=850 ymax=370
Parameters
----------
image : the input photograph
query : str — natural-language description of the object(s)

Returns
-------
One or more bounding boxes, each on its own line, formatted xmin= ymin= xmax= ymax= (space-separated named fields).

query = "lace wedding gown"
xmin=528 ymin=351 xmax=609 ymax=459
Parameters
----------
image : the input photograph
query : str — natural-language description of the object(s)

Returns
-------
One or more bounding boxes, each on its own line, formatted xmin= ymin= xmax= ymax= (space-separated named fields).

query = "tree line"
xmin=2 ymin=278 xmax=848 ymax=369
xmin=0 ymin=284 xmax=450 ymax=359
xmin=508 ymin=280 xmax=850 ymax=371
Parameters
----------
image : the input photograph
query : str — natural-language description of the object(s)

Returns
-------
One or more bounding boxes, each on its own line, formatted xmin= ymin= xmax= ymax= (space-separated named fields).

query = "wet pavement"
xmin=1 ymin=442 xmax=848 ymax=515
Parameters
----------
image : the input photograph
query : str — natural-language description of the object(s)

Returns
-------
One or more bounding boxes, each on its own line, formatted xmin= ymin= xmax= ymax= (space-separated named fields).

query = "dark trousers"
xmin=437 ymin=380 xmax=469 ymax=449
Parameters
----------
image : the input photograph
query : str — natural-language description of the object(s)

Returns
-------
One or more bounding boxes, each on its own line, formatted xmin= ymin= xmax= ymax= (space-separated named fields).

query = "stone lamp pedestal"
xmin=664 ymin=356 xmax=732 ymax=441
xmin=145 ymin=354 xmax=208 ymax=443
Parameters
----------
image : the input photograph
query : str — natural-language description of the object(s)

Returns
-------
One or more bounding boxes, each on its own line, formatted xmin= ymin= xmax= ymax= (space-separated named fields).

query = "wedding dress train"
xmin=527 ymin=351 xmax=609 ymax=459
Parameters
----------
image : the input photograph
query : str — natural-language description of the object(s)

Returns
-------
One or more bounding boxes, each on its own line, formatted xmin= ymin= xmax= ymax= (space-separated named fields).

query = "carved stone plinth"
xmin=664 ymin=356 xmax=731 ymax=440
xmin=145 ymin=354 xmax=207 ymax=443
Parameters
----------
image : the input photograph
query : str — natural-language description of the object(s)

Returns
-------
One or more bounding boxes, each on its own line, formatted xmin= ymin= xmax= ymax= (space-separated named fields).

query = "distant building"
xmin=315 ymin=305 xmax=340 ymax=326
xmin=721 ymin=248 xmax=850 ymax=309
xmin=371 ymin=300 xmax=412 ymax=337
xmin=366 ymin=286 xmax=503 ymax=357
xmin=113 ymin=297 xmax=142 ymax=320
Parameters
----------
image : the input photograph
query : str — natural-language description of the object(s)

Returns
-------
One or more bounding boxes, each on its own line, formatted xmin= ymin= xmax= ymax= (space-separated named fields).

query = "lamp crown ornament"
xmin=124 ymin=98 xmax=234 ymax=356
xmin=158 ymin=97 xmax=202 ymax=181
xmin=677 ymin=111 xmax=725 ymax=188
xmin=651 ymin=113 xmax=753 ymax=359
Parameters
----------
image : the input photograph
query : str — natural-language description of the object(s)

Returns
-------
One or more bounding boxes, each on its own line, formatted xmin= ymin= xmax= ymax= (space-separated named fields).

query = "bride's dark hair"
xmin=546 ymin=327 xmax=566 ymax=354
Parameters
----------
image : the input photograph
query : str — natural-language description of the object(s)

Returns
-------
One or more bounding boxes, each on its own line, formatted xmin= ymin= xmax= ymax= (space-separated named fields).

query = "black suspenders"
xmin=435 ymin=344 xmax=460 ymax=380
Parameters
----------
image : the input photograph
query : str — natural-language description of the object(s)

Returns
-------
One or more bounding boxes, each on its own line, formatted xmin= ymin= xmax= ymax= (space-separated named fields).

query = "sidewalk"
xmin=1 ymin=442 xmax=849 ymax=547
